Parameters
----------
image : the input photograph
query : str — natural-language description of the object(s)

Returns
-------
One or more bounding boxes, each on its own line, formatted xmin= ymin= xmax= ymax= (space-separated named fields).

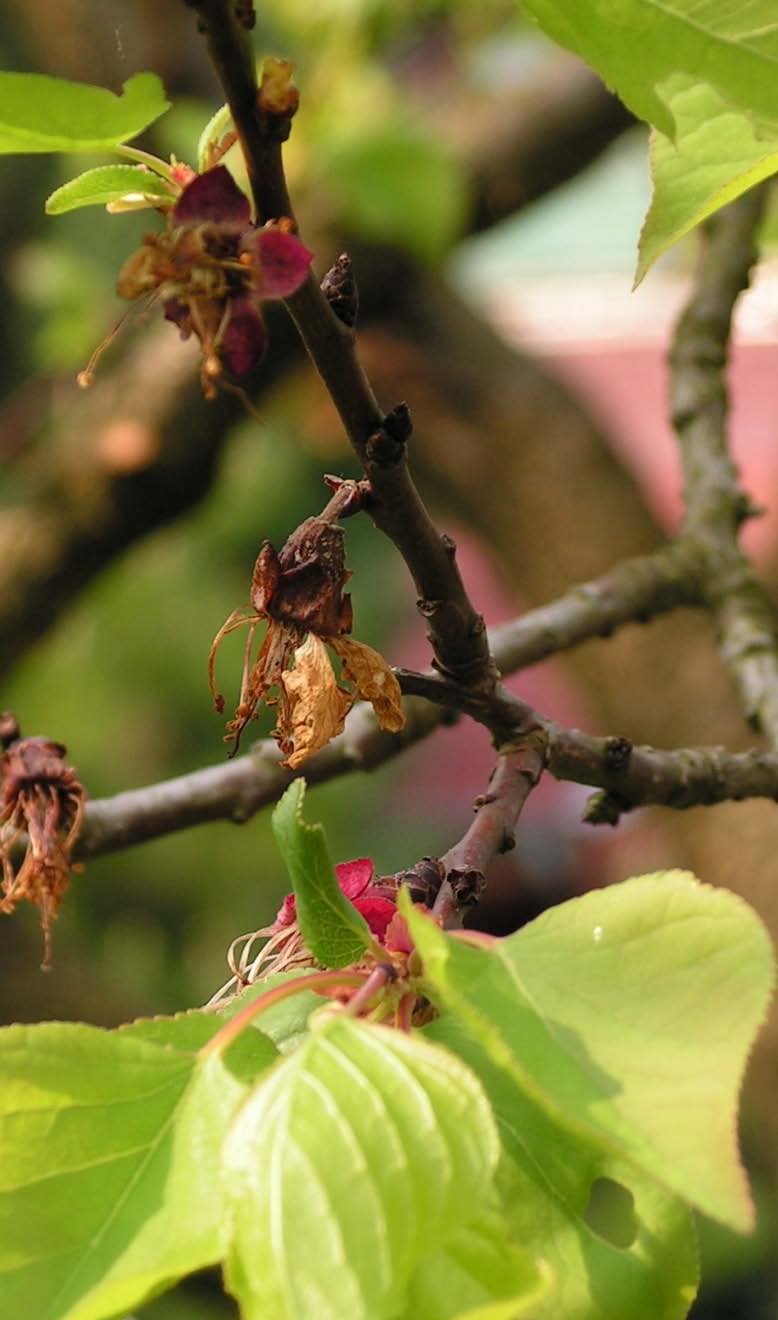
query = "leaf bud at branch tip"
xmin=258 ymin=58 xmax=299 ymax=139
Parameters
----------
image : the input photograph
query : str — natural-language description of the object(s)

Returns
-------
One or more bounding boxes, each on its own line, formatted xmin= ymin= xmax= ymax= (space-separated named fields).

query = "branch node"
xmin=440 ymin=532 xmax=457 ymax=557
xmin=582 ymin=790 xmax=625 ymax=827
xmin=366 ymin=402 xmax=412 ymax=466
xmin=603 ymin=735 xmax=633 ymax=772
xmin=447 ymin=867 xmax=486 ymax=909
xmin=393 ymin=856 xmax=445 ymax=906
xmin=320 ymin=253 xmax=359 ymax=329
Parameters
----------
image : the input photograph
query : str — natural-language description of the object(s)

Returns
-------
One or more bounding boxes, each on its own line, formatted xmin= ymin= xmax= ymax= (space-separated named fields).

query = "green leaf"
xmin=0 ymin=71 xmax=169 ymax=154
xmin=320 ymin=120 xmax=468 ymax=262
xmin=271 ymin=779 xmax=374 ymax=968
xmin=404 ymin=1212 xmax=549 ymax=1319
xmin=520 ymin=2 xmax=778 ymax=139
xmin=637 ymin=76 xmax=778 ymax=281
xmin=0 ymin=1021 xmax=245 ymax=1319
xmin=217 ymin=970 xmax=324 ymax=1053
xmin=222 ymin=1014 xmax=542 ymax=1320
xmin=118 ymin=1006 xmax=279 ymax=1083
xmin=45 ymin=165 xmax=175 ymax=215
xmin=427 ymin=1016 xmax=698 ymax=1320
xmin=405 ymin=871 xmax=775 ymax=1231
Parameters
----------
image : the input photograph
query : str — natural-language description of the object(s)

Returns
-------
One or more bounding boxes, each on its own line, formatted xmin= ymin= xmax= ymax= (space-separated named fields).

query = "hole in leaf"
xmin=583 ymin=1177 xmax=638 ymax=1249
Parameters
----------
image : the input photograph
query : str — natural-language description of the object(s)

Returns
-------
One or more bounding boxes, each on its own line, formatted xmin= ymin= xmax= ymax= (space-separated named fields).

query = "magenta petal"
xmin=353 ymin=895 xmax=397 ymax=943
xmin=335 ymin=858 xmax=374 ymax=900
xmin=249 ymin=228 xmax=314 ymax=298
xmin=273 ymin=892 xmax=297 ymax=929
xmin=221 ymin=297 xmax=267 ymax=376
xmin=173 ymin=165 xmax=251 ymax=228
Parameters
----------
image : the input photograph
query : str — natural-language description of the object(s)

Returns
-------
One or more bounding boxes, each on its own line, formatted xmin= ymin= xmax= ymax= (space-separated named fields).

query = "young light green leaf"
xmin=406 ymin=871 xmax=775 ymax=1231
xmin=637 ymin=76 xmax=778 ymax=282
xmin=222 ymin=1014 xmax=539 ymax=1320
xmin=118 ymin=1006 xmax=279 ymax=1082
xmin=520 ymin=2 xmax=778 ymax=140
xmin=0 ymin=1021 xmax=246 ymax=1319
xmin=427 ymin=1016 xmax=697 ymax=1320
xmin=45 ymin=165 xmax=175 ymax=215
xmin=197 ymin=102 xmax=234 ymax=173
xmin=0 ymin=72 xmax=169 ymax=154
xmin=271 ymin=779 xmax=374 ymax=968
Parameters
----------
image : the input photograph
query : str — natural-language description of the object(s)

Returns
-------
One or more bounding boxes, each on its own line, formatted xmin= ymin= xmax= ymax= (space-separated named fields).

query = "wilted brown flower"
xmin=209 ymin=487 xmax=405 ymax=762
xmin=0 ymin=715 xmax=86 ymax=970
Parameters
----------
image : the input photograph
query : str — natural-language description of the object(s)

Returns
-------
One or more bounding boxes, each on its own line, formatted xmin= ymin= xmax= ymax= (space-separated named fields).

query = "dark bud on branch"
xmin=366 ymin=402 xmax=413 ymax=467
xmin=392 ymin=856 xmax=445 ymax=907
xmin=447 ymin=867 xmax=486 ymax=909
xmin=321 ymin=254 xmax=359 ymax=328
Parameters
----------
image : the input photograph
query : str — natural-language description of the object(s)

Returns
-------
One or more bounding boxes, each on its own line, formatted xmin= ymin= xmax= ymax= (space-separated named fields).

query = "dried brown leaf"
xmin=280 ymin=633 xmax=351 ymax=769
xmin=329 ymin=636 xmax=405 ymax=734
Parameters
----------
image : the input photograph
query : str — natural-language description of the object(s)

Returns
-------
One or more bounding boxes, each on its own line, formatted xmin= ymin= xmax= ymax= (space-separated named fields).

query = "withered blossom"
xmin=0 ymin=715 xmax=86 ymax=970
xmin=209 ymin=494 xmax=405 ymax=763
xmin=207 ymin=858 xmax=419 ymax=1004
xmin=115 ymin=165 xmax=313 ymax=396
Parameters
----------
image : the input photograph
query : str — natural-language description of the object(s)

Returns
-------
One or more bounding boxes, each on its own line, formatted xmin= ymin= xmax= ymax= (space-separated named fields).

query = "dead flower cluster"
xmin=209 ymin=493 xmax=405 ymax=765
xmin=0 ymin=714 xmax=85 ymax=969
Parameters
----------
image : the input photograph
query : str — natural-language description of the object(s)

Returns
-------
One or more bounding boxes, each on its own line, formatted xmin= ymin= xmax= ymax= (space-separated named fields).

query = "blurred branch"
xmin=670 ymin=187 xmax=778 ymax=747
xmin=463 ymin=54 xmax=633 ymax=233
xmin=489 ymin=541 xmax=705 ymax=671
xmin=0 ymin=334 xmax=245 ymax=673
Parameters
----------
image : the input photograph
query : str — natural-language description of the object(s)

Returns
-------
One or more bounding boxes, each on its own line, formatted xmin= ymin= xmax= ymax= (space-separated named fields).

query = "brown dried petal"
xmin=329 ymin=637 xmax=405 ymax=733
xmin=279 ymin=633 xmax=351 ymax=769
xmin=258 ymin=519 xmax=352 ymax=636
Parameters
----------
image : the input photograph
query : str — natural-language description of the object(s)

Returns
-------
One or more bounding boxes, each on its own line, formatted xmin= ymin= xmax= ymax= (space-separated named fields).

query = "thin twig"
xmin=432 ymin=736 xmax=547 ymax=925
xmin=670 ymin=187 xmax=778 ymax=746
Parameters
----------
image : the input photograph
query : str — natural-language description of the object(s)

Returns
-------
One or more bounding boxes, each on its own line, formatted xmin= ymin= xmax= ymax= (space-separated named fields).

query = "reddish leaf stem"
xmin=200 ymin=967 xmax=367 ymax=1057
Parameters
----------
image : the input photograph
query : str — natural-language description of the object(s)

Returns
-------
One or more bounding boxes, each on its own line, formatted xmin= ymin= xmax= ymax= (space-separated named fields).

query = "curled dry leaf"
xmin=209 ymin=495 xmax=404 ymax=767
xmin=329 ymin=636 xmax=405 ymax=733
xmin=280 ymin=633 xmax=351 ymax=769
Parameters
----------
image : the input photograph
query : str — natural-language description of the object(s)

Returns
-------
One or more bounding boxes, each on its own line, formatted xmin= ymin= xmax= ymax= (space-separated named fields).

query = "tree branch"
xmin=489 ymin=541 xmax=705 ymax=671
xmin=188 ymin=0 xmax=495 ymax=688
xmin=432 ymin=737 xmax=547 ymax=925
xmin=670 ymin=187 xmax=778 ymax=746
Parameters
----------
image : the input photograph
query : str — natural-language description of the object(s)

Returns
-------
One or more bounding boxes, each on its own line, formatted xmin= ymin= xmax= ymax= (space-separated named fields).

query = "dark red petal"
xmin=248 ymin=228 xmax=314 ymax=298
xmin=273 ymin=892 xmax=297 ymax=929
xmin=353 ymin=895 xmax=396 ymax=943
xmin=221 ymin=296 xmax=267 ymax=376
xmin=173 ymin=165 xmax=251 ymax=228
xmin=335 ymin=858 xmax=374 ymax=900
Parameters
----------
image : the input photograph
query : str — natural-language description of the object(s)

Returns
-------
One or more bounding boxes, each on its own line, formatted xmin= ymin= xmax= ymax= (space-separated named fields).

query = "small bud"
xmin=321 ymin=253 xmax=358 ymax=328
xmin=259 ymin=58 xmax=299 ymax=122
